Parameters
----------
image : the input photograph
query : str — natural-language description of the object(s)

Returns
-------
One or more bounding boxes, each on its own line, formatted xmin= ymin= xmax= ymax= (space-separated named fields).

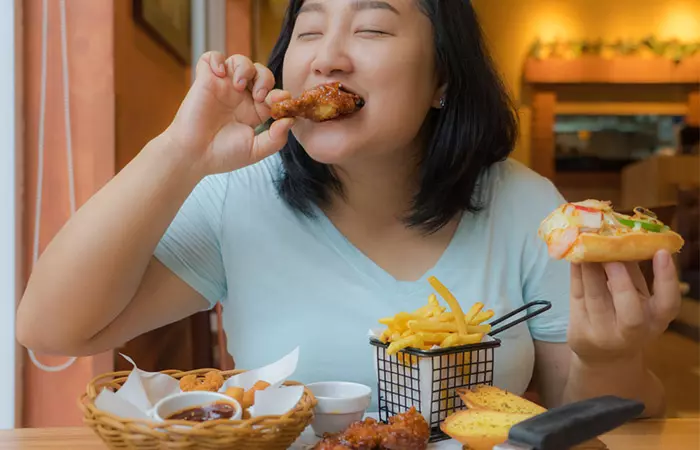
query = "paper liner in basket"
xmin=94 ymin=347 xmax=304 ymax=421
xmin=369 ymin=329 xmax=495 ymax=426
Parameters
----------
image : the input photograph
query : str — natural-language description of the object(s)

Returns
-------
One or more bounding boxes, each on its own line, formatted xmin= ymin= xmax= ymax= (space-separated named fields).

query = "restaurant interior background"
xmin=6 ymin=0 xmax=699 ymax=431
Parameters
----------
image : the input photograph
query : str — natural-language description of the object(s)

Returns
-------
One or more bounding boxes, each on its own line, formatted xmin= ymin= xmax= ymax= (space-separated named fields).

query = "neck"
xmin=327 ymin=151 xmax=419 ymax=227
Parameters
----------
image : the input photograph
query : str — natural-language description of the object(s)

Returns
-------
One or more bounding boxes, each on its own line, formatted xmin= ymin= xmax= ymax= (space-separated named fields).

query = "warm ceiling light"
xmin=658 ymin=6 xmax=700 ymax=41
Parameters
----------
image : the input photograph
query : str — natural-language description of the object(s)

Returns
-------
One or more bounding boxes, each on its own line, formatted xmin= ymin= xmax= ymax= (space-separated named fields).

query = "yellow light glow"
xmin=658 ymin=4 xmax=700 ymax=40
xmin=534 ymin=17 xmax=574 ymax=42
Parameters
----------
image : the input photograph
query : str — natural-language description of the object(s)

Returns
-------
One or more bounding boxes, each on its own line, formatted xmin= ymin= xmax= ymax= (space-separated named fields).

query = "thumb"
xmin=250 ymin=119 xmax=295 ymax=163
xmin=651 ymin=250 xmax=681 ymax=325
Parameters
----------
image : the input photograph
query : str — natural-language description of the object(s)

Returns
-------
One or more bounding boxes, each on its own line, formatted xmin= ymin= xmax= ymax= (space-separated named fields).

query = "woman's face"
xmin=282 ymin=0 xmax=441 ymax=165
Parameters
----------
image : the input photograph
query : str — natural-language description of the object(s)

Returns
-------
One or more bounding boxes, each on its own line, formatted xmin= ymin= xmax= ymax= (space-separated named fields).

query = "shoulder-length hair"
xmin=267 ymin=0 xmax=518 ymax=233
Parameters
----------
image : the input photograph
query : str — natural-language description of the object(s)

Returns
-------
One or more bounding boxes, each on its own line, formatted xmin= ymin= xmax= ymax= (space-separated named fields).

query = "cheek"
xmin=358 ymin=42 xmax=436 ymax=108
xmin=366 ymin=70 xmax=435 ymax=131
xmin=280 ymin=46 xmax=307 ymax=92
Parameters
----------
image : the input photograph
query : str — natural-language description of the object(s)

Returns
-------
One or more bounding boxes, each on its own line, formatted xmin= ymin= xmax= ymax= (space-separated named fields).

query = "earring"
xmin=439 ymin=97 xmax=446 ymax=108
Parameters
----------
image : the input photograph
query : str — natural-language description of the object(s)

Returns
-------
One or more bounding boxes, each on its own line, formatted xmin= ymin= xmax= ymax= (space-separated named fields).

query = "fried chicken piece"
xmin=313 ymin=418 xmax=381 ymax=450
xmin=312 ymin=408 xmax=429 ymax=450
xmin=179 ymin=371 xmax=225 ymax=392
xmin=270 ymin=82 xmax=365 ymax=122
xmin=381 ymin=407 xmax=431 ymax=450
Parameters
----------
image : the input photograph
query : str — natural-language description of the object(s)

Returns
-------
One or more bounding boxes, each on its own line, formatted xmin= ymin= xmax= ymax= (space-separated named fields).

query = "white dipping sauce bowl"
xmin=306 ymin=381 xmax=372 ymax=437
xmin=153 ymin=391 xmax=242 ymax=422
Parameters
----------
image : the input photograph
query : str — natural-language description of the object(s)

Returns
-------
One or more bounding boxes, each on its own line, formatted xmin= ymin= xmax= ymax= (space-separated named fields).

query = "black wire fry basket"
xmin=369 ymin=300 xmax=552 ymax=442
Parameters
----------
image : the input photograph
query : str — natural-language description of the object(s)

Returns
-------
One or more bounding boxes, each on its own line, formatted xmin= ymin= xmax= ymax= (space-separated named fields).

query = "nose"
xmin=310 ymin=33 xmax=353 ymax=77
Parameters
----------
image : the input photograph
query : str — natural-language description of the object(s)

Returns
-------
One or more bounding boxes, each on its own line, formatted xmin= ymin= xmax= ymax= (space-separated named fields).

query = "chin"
xmin=291 ymin=121 xmax=364 ymax=165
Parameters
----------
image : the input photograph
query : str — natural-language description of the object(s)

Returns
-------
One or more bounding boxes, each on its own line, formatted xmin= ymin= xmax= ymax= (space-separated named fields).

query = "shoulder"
xmin=228 ymin=154 xmax=283 ymax=190
xmin=193 ymin=154 xmax=282 ymax=202
xmin=482 ymin=158 xmax=565 ymax=224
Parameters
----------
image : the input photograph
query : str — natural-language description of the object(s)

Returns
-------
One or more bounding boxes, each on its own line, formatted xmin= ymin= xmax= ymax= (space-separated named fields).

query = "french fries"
xmin=378 ymin=276 xmax=494 ymax=358
xmin=428 ymin=276 xmax=469 ymax=336
xmin=241 ymin=380 xmax=271 ymax=409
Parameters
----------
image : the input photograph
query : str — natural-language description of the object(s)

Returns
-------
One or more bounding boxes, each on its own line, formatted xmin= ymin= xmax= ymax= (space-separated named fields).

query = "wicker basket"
xmin=80 ymin=368 xmax=317 ymax=450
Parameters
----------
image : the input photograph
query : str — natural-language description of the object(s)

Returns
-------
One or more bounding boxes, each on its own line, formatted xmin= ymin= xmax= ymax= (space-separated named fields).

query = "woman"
xmin=17 ymin=0 xmax=678 ymax=417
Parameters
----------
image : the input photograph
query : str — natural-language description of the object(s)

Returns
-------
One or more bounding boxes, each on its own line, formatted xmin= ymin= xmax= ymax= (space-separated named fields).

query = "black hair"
xmin=267 ymin=0 xmax=518 ymax=233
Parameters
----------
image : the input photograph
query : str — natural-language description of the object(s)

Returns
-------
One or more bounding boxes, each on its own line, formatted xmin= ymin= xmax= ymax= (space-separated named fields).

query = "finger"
xmin=581 ymin=263 xmax=614 ymax=321
xmin=604 ymin=262 xmax=646 ymax=330
xmin=650 ymin=250 xmax=681 ymax=324
xmin=208 ymin=51 xmax=227 ymax=78
xmin=624 ymin=262 xmax=650 ymax=297
xmin=227 ymin=55 xmax=257 ymax=92
xmin=251 ymin=63 xmax=276 ymax=103
xmin=570 ymin=263 xmax=588 ymax=320
xmin=265 ymin=89 xmax=292 ymax=107
xmin=250 ymin=118 xmax=295 ymax=162
xmin=196 ymin=51 xmax=225 ymax=79
xmin=254 ymin=89 xmax=292 ymax=124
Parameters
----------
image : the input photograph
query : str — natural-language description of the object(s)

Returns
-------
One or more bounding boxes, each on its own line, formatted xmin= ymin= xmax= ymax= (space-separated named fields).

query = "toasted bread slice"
xmin=445 ymin=409 xmax=609 ymax=450
xmin=457 ymin=385 xmax=547 ymax=415
xmin=441 ymin=409 xmax=534 ymax=450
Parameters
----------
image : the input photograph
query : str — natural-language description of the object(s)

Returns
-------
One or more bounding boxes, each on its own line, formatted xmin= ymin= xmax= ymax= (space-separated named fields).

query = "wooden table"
xmin=0 ymin=419 xmax=697 ymax=449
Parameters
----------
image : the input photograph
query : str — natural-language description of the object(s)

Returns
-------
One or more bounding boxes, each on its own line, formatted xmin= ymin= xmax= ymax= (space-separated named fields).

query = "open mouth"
xmin=337 ymin=84 xmax=366 ymax=109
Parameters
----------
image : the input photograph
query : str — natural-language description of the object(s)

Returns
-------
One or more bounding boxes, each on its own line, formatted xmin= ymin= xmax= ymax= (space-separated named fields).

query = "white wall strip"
xmin=0 ymin=0 xmax=19 ymax=430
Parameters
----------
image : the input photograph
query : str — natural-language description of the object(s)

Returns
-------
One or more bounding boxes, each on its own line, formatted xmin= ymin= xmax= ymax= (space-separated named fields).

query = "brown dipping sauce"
xmin=166 ymin=401 xmax=237 ymax=422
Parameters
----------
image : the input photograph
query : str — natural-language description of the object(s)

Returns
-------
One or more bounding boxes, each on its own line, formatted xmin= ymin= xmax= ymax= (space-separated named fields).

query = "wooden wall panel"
xmin=530 ymin=91 xmax=557 ymax=180
xmin=688 ymin=91 xmax=700 ymax=126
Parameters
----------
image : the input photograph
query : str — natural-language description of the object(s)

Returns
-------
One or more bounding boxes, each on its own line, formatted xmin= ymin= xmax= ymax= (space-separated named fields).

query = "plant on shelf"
xmin=528 ymin=36 xmax=700 ymax=64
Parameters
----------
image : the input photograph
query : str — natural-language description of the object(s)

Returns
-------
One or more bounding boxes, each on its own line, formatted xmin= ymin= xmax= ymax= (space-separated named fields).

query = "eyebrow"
xmin=352 ymin=0 xmax=400 ymax=14
xmin=298 ymin=0 xmax=400 ymax=15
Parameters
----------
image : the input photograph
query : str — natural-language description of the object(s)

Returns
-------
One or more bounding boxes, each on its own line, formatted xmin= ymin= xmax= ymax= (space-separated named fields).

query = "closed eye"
xmin=297 ymin=32 xmax=323 ymax=40
xmin=356 ymin=30 xmax=390 ymax=37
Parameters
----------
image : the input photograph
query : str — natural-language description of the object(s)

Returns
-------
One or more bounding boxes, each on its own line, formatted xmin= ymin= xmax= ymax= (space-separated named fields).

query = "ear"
xmin=432 ymin=83 xmax=447 ymax=109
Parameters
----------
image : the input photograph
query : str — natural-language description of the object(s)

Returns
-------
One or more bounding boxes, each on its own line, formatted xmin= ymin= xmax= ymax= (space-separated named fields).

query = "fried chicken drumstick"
xmin=270 ymin=82 xmax=365 ymax=122
xmin=312 ymin=407 xmax=430 ymax=450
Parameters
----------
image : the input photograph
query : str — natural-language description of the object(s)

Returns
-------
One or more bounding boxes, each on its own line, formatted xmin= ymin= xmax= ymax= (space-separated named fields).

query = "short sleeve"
xmin=154 ymin=173 xmax=229 ymax=308
xmin=520 ymin=178 xmax=571 ymax=343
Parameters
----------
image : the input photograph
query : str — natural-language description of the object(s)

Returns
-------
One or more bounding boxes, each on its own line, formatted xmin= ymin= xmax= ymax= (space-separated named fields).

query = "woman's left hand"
xmin=568 ymin=250 xmax=681 ymax=365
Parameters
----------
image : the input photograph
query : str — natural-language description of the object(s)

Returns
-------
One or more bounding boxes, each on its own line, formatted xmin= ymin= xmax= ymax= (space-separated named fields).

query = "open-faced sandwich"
xmin=441 ymin=385 xmax=607 ymax=450
xmin=538 ymin=199 xmax=684 ymax=263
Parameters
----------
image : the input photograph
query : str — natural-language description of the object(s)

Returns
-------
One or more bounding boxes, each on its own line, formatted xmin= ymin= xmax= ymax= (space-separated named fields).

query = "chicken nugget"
xmin=179 ymin=371 xmax=225 ymax=392
xmin=203 ymin=371 xmax=225 ymax=391
xmin=179 ymin=374 xmax=199 ymax=392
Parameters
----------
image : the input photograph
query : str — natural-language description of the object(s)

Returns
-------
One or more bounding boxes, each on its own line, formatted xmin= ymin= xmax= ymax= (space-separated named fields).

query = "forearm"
xmin=17 ymin=132 xmax=203 ymax=350
xmin=563 ymin=352 xmax=665 ymax=418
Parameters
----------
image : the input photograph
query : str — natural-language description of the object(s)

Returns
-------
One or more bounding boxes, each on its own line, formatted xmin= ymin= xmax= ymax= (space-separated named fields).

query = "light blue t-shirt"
xmin=154 ymin=155 xmax=570 ymax=402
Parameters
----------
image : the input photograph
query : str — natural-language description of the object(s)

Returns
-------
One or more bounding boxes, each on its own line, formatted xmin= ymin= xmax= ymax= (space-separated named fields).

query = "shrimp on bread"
xmin=538 ymin=199 xmax=684 ymax=263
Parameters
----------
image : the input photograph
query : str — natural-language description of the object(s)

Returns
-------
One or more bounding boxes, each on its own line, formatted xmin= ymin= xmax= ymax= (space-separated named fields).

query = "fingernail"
xmin=218 ymin=64 xmax=225 ymax=74
xmin=238 ymin=79 xmax=246 ymax=86
xmin=256 ymin=88 xmax=267 ymax=101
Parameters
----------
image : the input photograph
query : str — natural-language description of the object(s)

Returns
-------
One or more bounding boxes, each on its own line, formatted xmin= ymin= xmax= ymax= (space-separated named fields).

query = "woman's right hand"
xmin=165 ymin=52 xmax=294 ymax=176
